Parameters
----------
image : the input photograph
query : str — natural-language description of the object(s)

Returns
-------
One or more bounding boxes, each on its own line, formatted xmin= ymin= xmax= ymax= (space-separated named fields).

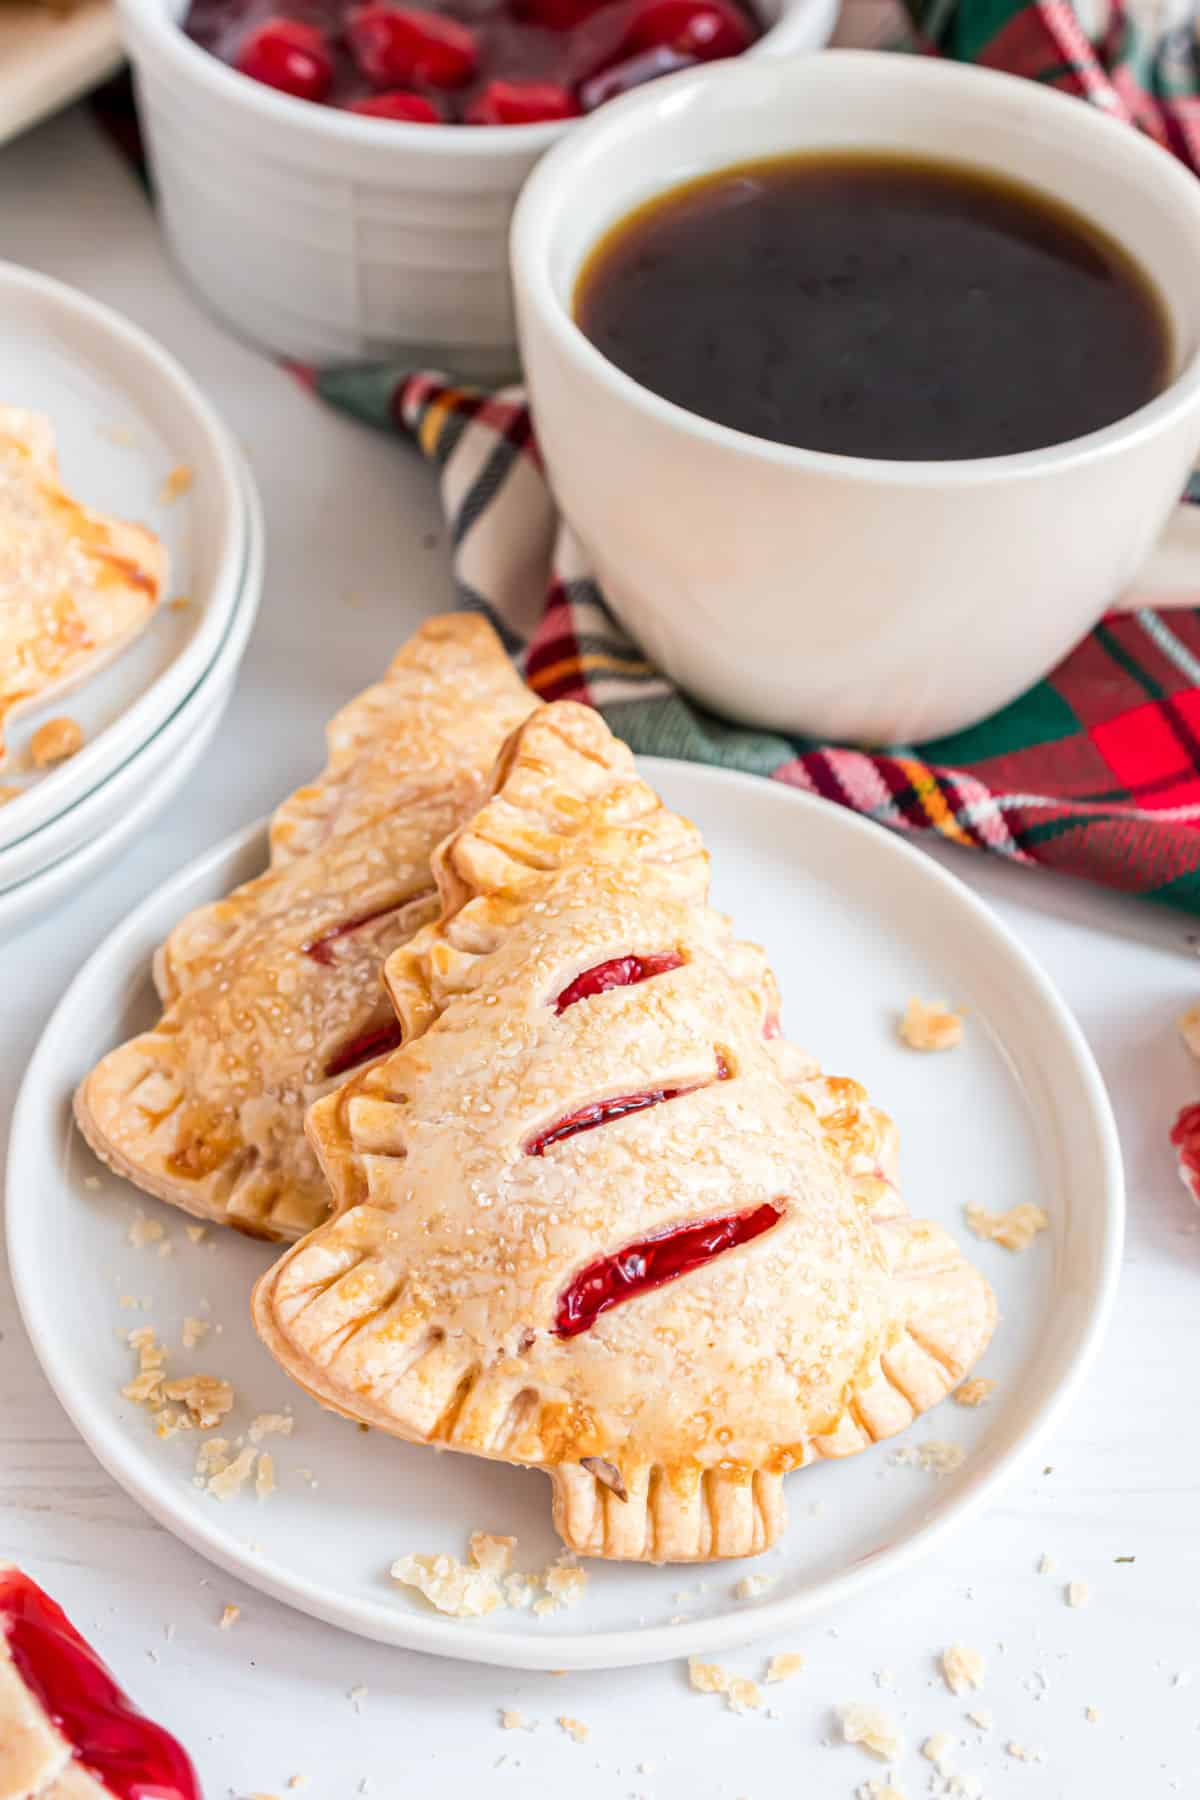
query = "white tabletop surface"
xmin=4 ymin=99 xmax=1200 ymax=1800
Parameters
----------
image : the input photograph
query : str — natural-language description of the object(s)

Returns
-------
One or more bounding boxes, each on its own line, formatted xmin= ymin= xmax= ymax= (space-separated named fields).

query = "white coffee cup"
xmin=511 ymin=51 xmax=1200 ymax=743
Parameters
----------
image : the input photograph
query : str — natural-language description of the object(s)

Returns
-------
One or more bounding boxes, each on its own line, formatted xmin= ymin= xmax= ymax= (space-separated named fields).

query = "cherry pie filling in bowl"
xmin=182 ymin=0 xmax=761 ymax=124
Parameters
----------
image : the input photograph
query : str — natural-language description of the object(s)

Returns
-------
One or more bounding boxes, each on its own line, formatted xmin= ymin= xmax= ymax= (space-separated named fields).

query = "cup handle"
xmin=1110 ymin=499 xmax=1200 ymax=613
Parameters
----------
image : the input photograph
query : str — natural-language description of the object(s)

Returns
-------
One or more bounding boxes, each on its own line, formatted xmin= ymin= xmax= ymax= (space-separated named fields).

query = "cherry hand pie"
xmin=0 ymin=409 xmax=166 ymax=770
xmin=253 ymin=702 xmax=997 ymax=1562
xmin=74 ymin=614 xmax=536 ymax=1241
xmin=0 ymin=1564 xmax=199 ymax=1800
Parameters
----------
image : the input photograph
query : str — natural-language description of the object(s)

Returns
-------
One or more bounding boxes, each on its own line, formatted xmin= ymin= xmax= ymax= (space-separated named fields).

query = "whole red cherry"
xmin=347 ymin=4 xmax=478 ymax=89
xmin=624 ymin=0 xmax=752 ymax=59
xmin=465 ymin=79 xmax=580 ymax=123
xmin=235 ymin=17 xmax=333 ymax=101
xmin=346 ymin=89 xmax=443 ymax=119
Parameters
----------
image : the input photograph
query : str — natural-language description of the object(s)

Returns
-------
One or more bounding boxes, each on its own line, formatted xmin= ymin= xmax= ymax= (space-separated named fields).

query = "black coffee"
xmin=573 ymin=152 xmax=1171 ymax=461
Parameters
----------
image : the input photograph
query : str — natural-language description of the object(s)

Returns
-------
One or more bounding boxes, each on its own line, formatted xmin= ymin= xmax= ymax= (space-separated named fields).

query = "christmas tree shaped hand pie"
xmin=74 ymin=615 xmax=536 ymax=1241
xmin=253 ymin=704 xmax=997 ymax=1562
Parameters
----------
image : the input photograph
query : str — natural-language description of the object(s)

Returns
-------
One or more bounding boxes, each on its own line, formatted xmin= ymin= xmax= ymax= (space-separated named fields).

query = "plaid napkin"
xmin=100 ymin=0 xmax=1200 ymax=912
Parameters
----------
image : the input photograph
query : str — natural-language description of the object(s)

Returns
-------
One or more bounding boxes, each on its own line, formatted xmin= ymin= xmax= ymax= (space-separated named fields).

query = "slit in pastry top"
xmin=554 ymin=951 xmax=684 ymax=1015
xmin=524 ymin=1050 xmax=732 ymax=1157
xmin=555 ymin=1200 xmax=785 ymax=1336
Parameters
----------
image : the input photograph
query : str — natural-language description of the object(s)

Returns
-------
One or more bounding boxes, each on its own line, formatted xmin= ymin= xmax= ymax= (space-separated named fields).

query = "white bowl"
xmin=0 ymin=446 xmax=262 ymax=933
xmin=0 ymin=261 xmax=249 ymax=855
xmin=117 ymin=0 xmax=836 ymax=374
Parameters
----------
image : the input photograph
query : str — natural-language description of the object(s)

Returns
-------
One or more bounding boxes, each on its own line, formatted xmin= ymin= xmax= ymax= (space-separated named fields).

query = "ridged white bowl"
xmin=118 ymin=0 xmax=837 ymax=375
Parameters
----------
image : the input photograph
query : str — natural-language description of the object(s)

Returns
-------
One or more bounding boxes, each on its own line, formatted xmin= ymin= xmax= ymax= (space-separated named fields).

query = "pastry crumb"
xmin=219 ymin=1604 xmax=240 ymax=1630
xmin=1086 ymin=1705 xmax=1100 ymax=1723
xmin=207 ymin=1446 xmax=258 ymax=1500
xmin=499 ymin=1710 xmax=525 ymax=1731
xmin=1038 ymin=1553 xmax=1055 ymax=1575
xmin=922 ymin=1732 xmax=954 ymax=1773
xmin=538 ymin=1563 xmax=588 ymax=1614
xmin=162 ymin=1374 xmax=234 ymax=1429
xmin=838 ymin=1703 xmax=905 ymax=1761
xmin=248 ymin=1412 xmax=294 ymax=1444
xmin=469 ymin=1531 xmax=516 ymax=1577
xmin=967 ymin=1708 xmax=993 ymax=1730
xmin=195 ymin=1437 xmax=231 ymax=1477
xmin=1066 ymin=1580 xmax=1090 ymax=1609
xmin=181 ymin=1317 xmax=209 ymax=1351
xmin=0 ymin=785 xmax=20 ymax=805
xmin=255 ymin=1452 xmax=275 ymax=1501
xmin=953 ymin=1378 xmax=995 ymax=1408
xmin=128 ymin=1212 xmax=165 ymax=1249
xmin=390 ymin=1536 xmax=586 ymax=1623
xmin=726 ymin=1677 xmax=762 ymax=1715
xmin=557 ymin=1715 xmax=589 ymax=1744
xmin=1178 ymin=1004 xmax=1200 ymax=1058
xmin=688 ymin=1658 xmax=729 ymax=1696
xmin=160 ymin=464 xmax=194 ymax=504
xmin=185 ymin=1224 xmax=208 ymax=1243
xmin=766 ymin=1653 xmax=805 ymax=1684
xmin=856 ymin=1783 xmax=908 ymax=1800
xmin=892 ymin=1439 xmax=965 ymax=1476
xmin=965 ymin=1201 xmax=1049 ymax=1252
xmin=734 ymin=1573 xmax=775 ymax=1600
xmin=169 ymin=594 xmax=192 ymax=611
xmin=391 ymin=1552 xmax=501 ymax=1618
xmin=1006 ymin=1742 xmax=1046 ymax=1763
xmin=942 ymin=1644 xmax=985 ymax=1695
xmin=286 ymin=1778 xmax=308 ymax=1790
xmin=83 ymin=1175 xmax=102 ymax=1191
xmin=30 ymin=715 xmax=83 ymax=767
xmin=899 ymin=995 xmax=963 ymax=1052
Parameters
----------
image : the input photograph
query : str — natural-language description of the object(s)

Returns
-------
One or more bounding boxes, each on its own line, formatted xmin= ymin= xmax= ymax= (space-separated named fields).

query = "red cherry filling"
xmin=348 ymin=3 xmax=479 ymax=88
xmin=302 ymin=899 xmax=415 ymax=965
xmin=346 ymin=88 xmax=443 ymax=118
xmin=555 ymin=1199 xmax=782 ymax=1335
xmin=0 ymin=1567 xmax=200 ymax=1800
xmin=235 ymin=16 xmax=333 ymax=98
xmin=323 ymin=1018 xmax=405 ymax=1078
xmin=1172 ymin=1101 xmax=1200 ymax=1202
xmin=526 ymin=1050 xmax=729 ymax=1155
xmin=466 ymin=78 xmax=578 ymax=122
xmin=554 ymin=949 xmax=684 ymax=1014
xmin=526 ymin=1084 xmax=690 ymax=1155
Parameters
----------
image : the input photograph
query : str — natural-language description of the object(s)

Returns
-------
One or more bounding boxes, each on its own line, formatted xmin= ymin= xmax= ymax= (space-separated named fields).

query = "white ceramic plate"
xmin=0 ymin=260 xmax=247 ymax=856
xmin=0 ymin=447 xmax=261 ymax=933
xmin=6 ymin=765 xmax=1123 ymax=1670
xmin=0 ymin=446 xmax=261 ymax=896
xmin=0 ymin=0 xmax=120 ymax=149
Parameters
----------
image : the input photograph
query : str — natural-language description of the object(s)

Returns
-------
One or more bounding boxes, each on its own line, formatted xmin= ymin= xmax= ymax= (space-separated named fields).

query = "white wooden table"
xmin=3 ymin=101 xmax=1200 ymax=1800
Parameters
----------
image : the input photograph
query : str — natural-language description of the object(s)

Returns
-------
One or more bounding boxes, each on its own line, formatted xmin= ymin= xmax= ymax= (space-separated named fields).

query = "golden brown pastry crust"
xmin=254 ymin=703 xmax=997 ymax=1561
xmin=0 ymin=408 xmax=165 ymax=770
xmin=74 ymin=615 xmax=536 ymax=1241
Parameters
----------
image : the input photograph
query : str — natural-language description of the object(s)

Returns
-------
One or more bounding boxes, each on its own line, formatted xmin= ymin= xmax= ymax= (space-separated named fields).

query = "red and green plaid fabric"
xmin=101 ymin=0 xmax=1200 ymax=910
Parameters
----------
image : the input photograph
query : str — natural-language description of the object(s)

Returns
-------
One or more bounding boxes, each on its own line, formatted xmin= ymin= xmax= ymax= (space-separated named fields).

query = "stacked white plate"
xmin=0 ymin=262 xmax=263 ymax=937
